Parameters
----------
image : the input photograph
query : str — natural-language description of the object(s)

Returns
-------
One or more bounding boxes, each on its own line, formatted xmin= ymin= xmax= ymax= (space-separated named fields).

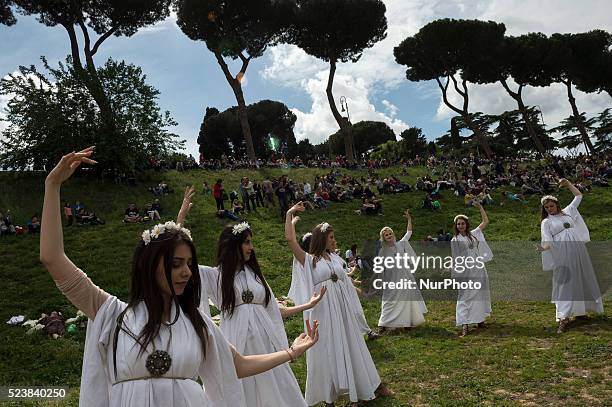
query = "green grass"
xmin=0 ymin=166 xmax=611 ymax=406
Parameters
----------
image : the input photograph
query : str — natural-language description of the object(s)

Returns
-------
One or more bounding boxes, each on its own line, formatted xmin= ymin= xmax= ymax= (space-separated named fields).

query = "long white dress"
xmin=289 ymin=252 xmax=381 ymax=405
xmin=451 ymin=228 xmax=493 ymax=326
xmin=80 ymin=296 xmax=245 ymax=407
xmin=378 ymin=231 xmax=427 ymax=328
xmin=540 ymin=195 xmax=604 ymax=320
xmin=199 ymin=265 xmax=307 ymax=407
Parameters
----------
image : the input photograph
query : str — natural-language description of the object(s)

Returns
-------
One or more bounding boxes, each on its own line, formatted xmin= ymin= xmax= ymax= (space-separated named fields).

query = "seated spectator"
xmin=1 ymin=210 xmax=16 ymax=235
xmin=504 ymin=191 xmax=527 ymax=204
xmin=124 ymin=203 xmax=142 ymax=223
xmin=76 ymin=207 xmax=104 ymax=225
xmin=144 ymin=202 xmax=161 ymax=221
xmin=27 ymin=215 xmax=41 ymax=234
xmin=436 ymin=229 xmax=452 ymax=242
xmin=63 ymin=203 xmax=74 ymax=226
xmin=464 ymin=192 xmax=475 ymax=206
xmin=423 ymin=194 xmax=434 ymax=210
xmin=360 ymin=196 xmax=383 ymax=215
xmin=231 ymin=199 xmax=244 ymax=215
xmin=345 ymin=244 xmax=362 ymax=268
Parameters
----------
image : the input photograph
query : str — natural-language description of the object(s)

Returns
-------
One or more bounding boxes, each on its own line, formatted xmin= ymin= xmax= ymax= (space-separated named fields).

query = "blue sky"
xmin=1 ymin=0 xmax=611 ymax=158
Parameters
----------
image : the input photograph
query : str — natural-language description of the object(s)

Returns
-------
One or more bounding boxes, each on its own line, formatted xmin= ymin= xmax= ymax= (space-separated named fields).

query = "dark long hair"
xmin=541 ymin=198 xmax=563 ymax=221
xmin=309 ymin=223 xmax=334 ymax=268
xmin=113 ymin=228 xmax=207 ymax=376
xmin=216 ymin=225 xmax=271 ymax=317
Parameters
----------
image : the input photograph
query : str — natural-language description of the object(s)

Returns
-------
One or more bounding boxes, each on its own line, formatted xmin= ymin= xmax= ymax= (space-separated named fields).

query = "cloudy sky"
xmin=1 ymin=0 xmax=611 ymax=157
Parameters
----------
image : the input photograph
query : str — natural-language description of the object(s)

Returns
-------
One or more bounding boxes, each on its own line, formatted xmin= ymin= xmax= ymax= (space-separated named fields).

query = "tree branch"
xmin=213 ymin=50 xmax=238 ymax=87
xmin=91 ymin=26 xmax=117 ymax=56
xmin=435 ymin=76 xmax=464 ymax=116
xmin=61 ymin=23 xmax=84 ymax=72
xmin=450 ymin=74 xmax=465 ymax=97
xmin=77 ymin=19 xmax=92 ymax=56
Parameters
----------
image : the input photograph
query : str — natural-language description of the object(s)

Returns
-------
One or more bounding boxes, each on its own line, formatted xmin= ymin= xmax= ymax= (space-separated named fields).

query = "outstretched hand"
xmin=177 ymin=186 xmax=195 ymax=225
xmin=46 ymin=147 xmax=97 ymax=186
xmin=290 ymin=320 xmax=319 ymax=358
xmin=472 ymin=201 xmax=483 ymax=209
xmin=291 ymin=215 xmax=301 ymax=226
xmin=403 ymin=209 xmax=411 ymax=219
xmin=306 ymin=287 xmax=327 ymax=309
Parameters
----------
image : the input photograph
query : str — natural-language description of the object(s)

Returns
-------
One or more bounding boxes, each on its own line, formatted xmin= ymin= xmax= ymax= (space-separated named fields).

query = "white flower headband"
xmin=232 ymin=222 xmax=250 ymax=235
xmin=141 ymin=221 xmax=192 ymax=246
xmin=454 ymin=214 xmax=469 ymax=224
xmin=302 ymin=232 xmax=312 ymax=242
xmin=320 ymin=222 xmax=330 ymax=233
xmin=540 ymin=195 xmax=559 ymax=206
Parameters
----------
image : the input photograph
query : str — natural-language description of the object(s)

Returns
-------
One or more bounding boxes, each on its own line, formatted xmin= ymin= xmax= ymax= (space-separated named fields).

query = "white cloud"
xmin=262 ymin=0 xmax=612 ymax=146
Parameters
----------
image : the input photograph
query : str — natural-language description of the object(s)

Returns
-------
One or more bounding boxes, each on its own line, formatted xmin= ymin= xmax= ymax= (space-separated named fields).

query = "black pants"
xmin=215 ymin=198 xmax=224 ymax=210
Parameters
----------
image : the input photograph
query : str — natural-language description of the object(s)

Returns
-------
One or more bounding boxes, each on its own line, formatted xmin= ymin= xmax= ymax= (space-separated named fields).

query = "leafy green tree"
xmin=544 ymin=30 xmax=612 ymax=154
xmin=551 ymin=113 xmax=597 ymax=153
xmin=198 ymin=100 xmax=297 ymax=159
xmin=370 ymin=139 xmax=399 ymax=161
xmin=10 ymin=0 xmax=172 ymax=144
xmin=395 ymin=19 xmax=505 ymax=158
xmin=594 ymin=108 xmax=612 ymax=151
xmin=398 ymin=126 xmax=427 ymax=158
xmin=289 ymin=0 xmax=387 ymax=163
xmin=495 ymin=33 xmax=551 ymax=155
xmin=327 ymin=120 xmax=395 ymax=157
xmin=174 ymin=0 xmax=295 ymax=161
xmin=0 ymin=57 xmax=182 ymax=172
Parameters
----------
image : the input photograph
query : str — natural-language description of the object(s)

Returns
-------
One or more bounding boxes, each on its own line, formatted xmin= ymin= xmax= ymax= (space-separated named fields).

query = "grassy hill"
xmin=0 ymin=166 xmax=610 ymax=406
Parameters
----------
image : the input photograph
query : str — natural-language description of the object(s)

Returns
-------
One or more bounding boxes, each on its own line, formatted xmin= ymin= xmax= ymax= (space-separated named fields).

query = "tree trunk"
xmin=500 ymin=80 xmax=546 ymax=155
xmin=436 ymin=76 xmax=493 ymax=158
xmin=213 ymin=51 xmax=256 ymax=161
xmin=326 ymin=59 xmax=355 ymax=164
xmin=463 ymin=115 xmax=494 ymax=158
xmin=565 ymin=80 xmax=595 ymax=155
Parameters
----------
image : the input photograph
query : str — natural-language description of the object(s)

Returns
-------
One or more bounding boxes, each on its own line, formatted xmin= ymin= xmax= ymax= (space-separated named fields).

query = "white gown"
xmin=199 ymin=265 xmax=307 ymax=407
xmin=451 ymin=228 xmax=493 ymax=326
xmin=540 ymin=195 xmax=604 ymax=320
xmin=378 ymin=231 xmax=427 ymax=328
xmin=289 ymin=252 xmax=381 ymax=405
xmin=80 ymin=296 xmax=245 ymax=407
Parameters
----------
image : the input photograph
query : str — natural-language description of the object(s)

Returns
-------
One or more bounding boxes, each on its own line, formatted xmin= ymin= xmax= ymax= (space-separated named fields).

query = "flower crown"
xmin=454 ymin=214 xmax=469 ymax=223
xmin=320 ymin=222 xmax=330 ymax=233
xmin=302 ymin=232 xmax=312 ymax=242
xmin=141 ymin=221 xmax=192 ymax=246
xmin=540 ymin=195 xmax=559 ymax=206
xmin=232 ymin=222 xmax=250 ymax=235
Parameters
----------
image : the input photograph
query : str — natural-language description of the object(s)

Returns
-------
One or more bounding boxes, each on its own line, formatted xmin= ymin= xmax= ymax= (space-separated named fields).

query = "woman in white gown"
xmin=537 ymin=178 xmax=604 ymax=333
xmin=39 ymin=148 xmax=319 ymax=407
xmin=451 ymin=202 xmax=493 ymax=337
xmin=377 ymin=210 xmax=427 ymax=331
xmin=285 ymin=202 xmax=393 ymax=406
xmin=197 ymin=222 xmax=326 ymax=407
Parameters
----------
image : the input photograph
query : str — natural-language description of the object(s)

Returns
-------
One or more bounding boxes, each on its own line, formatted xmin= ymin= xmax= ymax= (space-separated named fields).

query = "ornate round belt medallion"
xmin=242 ymin=289 xmax=254 ymax=304
xmin=331 ymin=273 xmax=338 ymax=283
xmin=146 ymin=350 xmax=172 ymax=376
xmin=563 ymin=222 xmax=571 ymax=229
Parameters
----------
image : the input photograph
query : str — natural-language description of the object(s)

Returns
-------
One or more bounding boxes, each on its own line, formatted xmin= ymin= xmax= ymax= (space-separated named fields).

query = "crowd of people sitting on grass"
xmin=208 ymin=169 xmax=413 ymax=221
xmin=123 ymin=200 xmax=164 ymax=223
xmin=415 ymin=153 xmax=610 ymax=209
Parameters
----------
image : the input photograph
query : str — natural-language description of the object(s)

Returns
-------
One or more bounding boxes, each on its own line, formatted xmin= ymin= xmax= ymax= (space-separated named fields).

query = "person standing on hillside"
xmin=537 ymin=178 xmax=604 ymax=333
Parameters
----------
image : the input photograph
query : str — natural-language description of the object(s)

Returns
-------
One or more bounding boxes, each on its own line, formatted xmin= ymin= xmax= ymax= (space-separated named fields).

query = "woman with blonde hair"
xmin=537 ymin=178 xmax=604 ymax=333
xmin=377 ymin=210 xmax=427 ymax=332
xmin=285 ymin=202 xmax=392 ymax=406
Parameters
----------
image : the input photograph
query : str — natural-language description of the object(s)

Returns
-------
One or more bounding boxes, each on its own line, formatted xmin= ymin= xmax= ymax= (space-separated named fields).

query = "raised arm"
xmin=285 ymin=202 xmax=306 ymax=266
xmin=233 ymin=320 xmax=319 ymax=378
xmin=40 ymin=147 xmax=109 ymax=320
xmin=473 ymin=201 xmax=489 ymax=230
xmin=177 ymin=185 xmax=195 ymax=226
xmin=559 ymin=178 xmax=582 ymax=209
